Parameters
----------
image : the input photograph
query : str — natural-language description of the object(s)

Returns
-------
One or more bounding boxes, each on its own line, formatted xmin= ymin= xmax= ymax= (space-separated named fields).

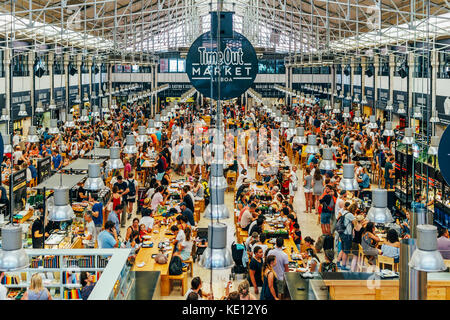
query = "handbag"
xmin=154 ymin=253 xmax=168 ymax=264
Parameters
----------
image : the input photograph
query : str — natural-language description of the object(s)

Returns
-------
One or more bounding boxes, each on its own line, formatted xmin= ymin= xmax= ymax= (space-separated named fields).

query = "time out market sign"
xmin=186 ymin=15 xmax=258 ymax=100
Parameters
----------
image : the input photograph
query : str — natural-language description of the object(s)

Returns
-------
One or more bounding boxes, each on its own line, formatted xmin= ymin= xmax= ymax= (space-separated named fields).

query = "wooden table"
xmin=132 ymin=222 xmax=176 ymax=296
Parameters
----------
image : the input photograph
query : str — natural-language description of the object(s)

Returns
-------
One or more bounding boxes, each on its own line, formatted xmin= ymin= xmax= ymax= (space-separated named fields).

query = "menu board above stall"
xmin=37 ymin=156 xmax=52 ymax=184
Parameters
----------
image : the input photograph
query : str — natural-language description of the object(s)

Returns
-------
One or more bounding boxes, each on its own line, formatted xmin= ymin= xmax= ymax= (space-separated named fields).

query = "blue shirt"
xmin=97 ymin=230 xmax=116 ymax=248
xmin=359 ymin=173 xmax=370 ymax=189
xmin=92 ymin=202 xmax=103 ymax=226
xmin=28 ymin=164 xmax=37 ymax=179
xmin=155 ymin=131 xmax=162 ymax=141
xmin=52 ymin=154 xmax=62 ymax=169
xmin=107 ymin=210 xmax=120 ymax=234
xmin=307 ymin=154 xmax=315 ymax=166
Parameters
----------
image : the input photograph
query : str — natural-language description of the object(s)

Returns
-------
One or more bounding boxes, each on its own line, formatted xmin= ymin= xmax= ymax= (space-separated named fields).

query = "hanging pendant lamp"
xmin=409 ymin=224 xmax=446 ymax=272
xmin=106 ymin=147 xmax=124 ymax=170
xmin=367 ymin=189 xmax=393 ymax=224
xmin=199 ymin=223 xmax=233 ymax=269
xmin=136 ymin=126 xmax=148 ymax=143
xmin=84 ymin=163 xmax=105 ymax=191
xmin=402 ymin=127 xmax=414 ymax=145
xmin=293 ymin=127 xmax=307 ymax=144
xmin=319 ymin=148 xmax=337 ymax=170
xmin=353 ymin=110 xmax=363 ymax=123
xmin=428 ymin=136 xmax=440 ymax=155
xmin=0 ymin=225 xmax=29 ymax=271
xmin=123 ymin=135 xmax=137 ymax=154
xmin=305 ymin=134 xmax=319 ymax=154
xmin=339 ymin=163 xmax=359 ymax=191
xmin=48 ymin=119 xmax=60 ymax=134
xmin=383 ymin=121 xmax=395 ymax=137
xmin=48 ymin=187 xmax=75 ymax=221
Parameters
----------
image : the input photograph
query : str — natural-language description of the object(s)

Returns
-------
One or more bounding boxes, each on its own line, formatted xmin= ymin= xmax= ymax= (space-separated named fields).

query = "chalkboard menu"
xmin=37 ymin=156 xmax=52 ymax=184
xmin=12 ymin=169 xmax=27 ymax=212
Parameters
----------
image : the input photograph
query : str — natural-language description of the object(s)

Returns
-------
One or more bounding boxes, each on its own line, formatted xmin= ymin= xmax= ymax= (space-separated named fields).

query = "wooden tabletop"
xmin=132 ymin=223 xmax=176 ymax=273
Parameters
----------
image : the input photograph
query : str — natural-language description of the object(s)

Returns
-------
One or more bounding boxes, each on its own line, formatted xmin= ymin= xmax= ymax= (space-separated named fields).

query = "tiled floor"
xmin=121 ymin=166 xmax=323 ymax=300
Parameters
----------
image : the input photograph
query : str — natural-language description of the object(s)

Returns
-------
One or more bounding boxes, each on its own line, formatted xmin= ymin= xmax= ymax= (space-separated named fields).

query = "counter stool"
xmin=168 ymin=272 xmax=188 ymax=296
xmin=377 ymin=255 xmax=397 ymax=272
xmin=183 ymin=258 xmax=194 ymax=277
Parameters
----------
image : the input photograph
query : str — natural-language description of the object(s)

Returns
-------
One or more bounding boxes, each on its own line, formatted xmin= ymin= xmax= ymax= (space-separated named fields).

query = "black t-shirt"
xmin=77 ymin=186 xmax=86 ymax=202
xmin=32 ymin=218 xmax=44 ymax=248
xmin=294 ymin=230 xmax=302 ymax=244
xmin=248 ymin=258 xmax=263 ymax=287
xmin=156 ymin=158 xmax=165 ymax=173
xmin=114 ymin=181 xmax=129 ymax=201
xmin=320 ymin=194 xmax=334 ymax=213
xmin=161 ymin=175 xmax=170 ymax=186
xmin=183 ymin=194 xmax=194 ymax=213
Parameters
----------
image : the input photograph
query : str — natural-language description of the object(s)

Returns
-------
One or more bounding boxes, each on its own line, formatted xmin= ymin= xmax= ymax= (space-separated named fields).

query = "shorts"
xmin=304 ymin=188 xmax=312 ymax=193
xmin=320 ymin=211 xmax=332 ymax=224
xmin=339 ymin=234 xmax=352 ymax=254
xmin=276 ymin=278 xmax=287 ymax=297
xmin=127 ymin=197 xmax=136 ymax=203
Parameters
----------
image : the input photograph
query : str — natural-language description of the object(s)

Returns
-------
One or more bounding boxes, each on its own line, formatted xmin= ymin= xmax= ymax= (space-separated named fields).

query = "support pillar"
xmin=350 ymin=57 xmax=355 ymax=98
xmin=4 ymin=48 xmax=11 ymax=134
xmin=408 ymin=53 xmax=415 ymax=126
xmin=87 ymin=56 xmax=93 ymax=101
xmin=373 ymin=55 xmax=380 ymax=115
xmin=361 ymin=57 xmax=366 ymax=107
xmin=331 ymin=64 xmax=336 ymax=106
xmin=64 ymin=53 xmax=69 ymax=114
xmin=28 ymin=51 xmax=35 ymax=122
xmin=76 ymin=54 xmax=82 ymax=97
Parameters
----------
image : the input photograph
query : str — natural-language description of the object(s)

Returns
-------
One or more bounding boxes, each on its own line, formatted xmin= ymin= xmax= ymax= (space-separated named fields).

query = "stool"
xmin=183 ymin=258 xmax=194 ymax=277
xmin=226 ymin=171 xmax=237 ymax=191
xmin=168 ymin=272 xmax=188 ymax=296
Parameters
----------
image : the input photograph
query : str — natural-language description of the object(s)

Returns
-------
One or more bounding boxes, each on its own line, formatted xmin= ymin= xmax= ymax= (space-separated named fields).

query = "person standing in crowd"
xmin=179 ymin=202 xmax=195 ymax=227
xmin=126 ymin=172 xmax=137 ymax=220
xmin=267 ymin=237 xmax=289 ymax=299
xmin=260 ymin=255 xmax=278 ymax=300
xmin=98 ymin=221 xmax=119 ymax=248
xmin=181 ymin=185 xmax=194 ymax=213
xmin=311 ymin=169 xmax=324 ymax=215
xmin=437 ymin=227 xmax=450 ymax=259
xmin=82 ymin=211 xmax=97 ymax=248
xmin=80 ymin=272 xmax=96 ymax=300
xmin=318 ymin=185 xmax=334 ymax=235
xmin=113 ymin=176 xmax=129 ymax=227
xmin=21 ymin=273 xmax=52 ymax=300
xmin=51 ymin=149 xmax=62 ymax=171
xmin=107 ymin=204 xmax=121 ymax=236
xmin=90 ymin=194 xmax=103 ymax=236
xmin=384 ymin=155 xmax=395 ymax=189
xmin=248 ymin=245 xmax=264 ymax=295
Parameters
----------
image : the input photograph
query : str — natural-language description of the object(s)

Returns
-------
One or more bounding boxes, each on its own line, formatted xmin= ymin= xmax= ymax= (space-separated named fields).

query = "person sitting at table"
xmin=319 ymin=249 xmax=337 ymax=273
xmin=380 ymin=229 xmax=400 ymax=264
xmin=176 ymin=214 xmax=190 ymax=232
xmin=172 ymin=227 xmax=193 ymax=261
xmin=300 ymin=248 xmax=320 ymax=274
xmin=302 ymin=236 xmax=316 ymax=254
xmin=180 ymin=185 xmax=195 ymax=213
xmin=184 ymin=277 xmax=213 ymax=300
xmin=125 ymin=218 xmax=141 ymax=247
xmin=179 ymin=202 xmax=195 ymax=227
xmin=151 ymin=186 xmax=167 ymax=211
xmin=191 ymin=178 xmax=204 ymax=198
xmin=171 ymin=224 xmax=185 ymax=253
xmin=236 ymin=169 xmax=248 ymax=191
xmin=291 ymin=223 xmax=302 ymax=252
xmin=240 ymin=203 xmax=257 ymax=231
xmin=361 ymin=222 xmax=381 ymax=264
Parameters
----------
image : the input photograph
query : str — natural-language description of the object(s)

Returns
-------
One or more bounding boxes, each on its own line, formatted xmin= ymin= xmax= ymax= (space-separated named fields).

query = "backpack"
xmin=128 ymin=179 xmax=136 ymax=197
xmin=169 ymin=255 xmax=183 ymax=275
xmin=335 ymin=211 xmax=350 ymax=235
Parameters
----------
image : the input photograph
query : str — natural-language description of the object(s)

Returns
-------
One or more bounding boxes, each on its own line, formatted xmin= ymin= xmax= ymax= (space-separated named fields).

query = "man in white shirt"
xmin=82 ymin=211 xmax=97 ymax=248
xmin=140 ymin=212 xmax=155 ymax=231
xmin=12 ymin=131 xmax=20 ymax=147
xmin=0 ymin=271 xmax=7 ymax=300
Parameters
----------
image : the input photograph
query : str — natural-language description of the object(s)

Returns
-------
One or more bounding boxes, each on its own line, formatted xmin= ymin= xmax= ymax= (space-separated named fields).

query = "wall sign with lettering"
xmin=186 ymin=12 xmax=258 ymax=100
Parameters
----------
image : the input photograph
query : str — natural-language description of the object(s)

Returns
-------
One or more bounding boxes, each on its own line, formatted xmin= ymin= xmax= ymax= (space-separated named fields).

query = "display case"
xmin=2 ymin=249 xmax=132 ymax=300
xmin=394 ymin=145 xmax=413 ymax=206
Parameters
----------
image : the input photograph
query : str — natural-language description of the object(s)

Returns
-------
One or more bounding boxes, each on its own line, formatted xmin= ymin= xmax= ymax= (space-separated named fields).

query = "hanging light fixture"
xmin=1 ymin=109 xmax=10 ymax=121
xmin=79 ymin=109 xmax=90 ymax=122
xmin=367 ymin=115 xmax=378 ymax=129
xmin=293 ymin=127 xmax=307 ymax=144
xmin=319 ymin=148 xmax=337 ymax=170
xmin=91 ymin=105 xmax=100 ymax=118
xmin=353 ymin=94 xmax=360 ymax=103
xmin=123 ymin=134 xmax=137 ymax=154
xmin=339 ymin=163 xmax=359 ymax=191
xmin=361 ymin=96 xmax=368 ymax=105
xmin=429 ymin=109 xmax=440 ymax=123
xmin=199 ymin=223 xmax=233 ymax=269
xmin=345 ymin=92 xmax=352 ymax=100
xmin=409 ymin=224 xmax=446 ymax=272
xmin=3 ymin=134 xmax=12 ymax=154
xmin=383 ymin=121 xmax=395 ymax=137
xmin=48 ymin=187 xmax=75 ymax=221
xmin=274 ymin=110 xmax=282 ymax=123
xmin=281 ymin=115 xmax=289 ymax=128
xmin=154 ymin=114 xmax=162 ymax=128
xmin=428 ymin=136 xmax=440 ymax=155
xmin=84 ymin=163 xmax=105 ymax=191
xmin=35 ymin=100 xmax=45 ymax=113
xmin=332 ymin=103 xmax=341 ymax=114
xmin=353 ymin=110 xmax=363 ymax=123
xmin=27 ymin=126 xmax=40 ymax=143
xmin=305 ymin=134 xmax=320 ymax=154
xmin=0 ymin=225 xmax=29 ymax=271
xmin=413 ymin=106 xmax=422 ymax=118
xmin=161 ymin=109 xmax=169 ymax=122
xmin=342 ymin=107 xmax=351 ymax=118
xmin=17 ymin=104 xmax=27 ymax=117
xmin=106 ymin=147 xmax=124 ymax=170
xmin=203 ymin=162 xmax=229 ymax=219
xmin=367 ymin=189 xmax=393 ymax=224
xmin=136 ymin=126 xmax=148 ymax=143
xmin=386 ymin=100 xmax=394 ymax=111
xmin=49 ymin=99 xmax=56 ymax=110
xmin=338 ymin=91 xmax=344 ymax=98
xmin=286 ymin=120 xmax=296 ymax=138
xmin=82 ymin=93 xmax=89 ymax=102
xmin=74 ymin=95 xmax=81 ymax=104
xmin=48 ymin=119 xmax=60 ymax=134
xmin=64 ymin=114 xmax=76 ymax=128
xmin=397 ymin=102 xmax=407 ymax=114
xmin=402 ymin=127 xmax=414 ymax=145
xmin=146 ymin=119 xmax=156 ymax=134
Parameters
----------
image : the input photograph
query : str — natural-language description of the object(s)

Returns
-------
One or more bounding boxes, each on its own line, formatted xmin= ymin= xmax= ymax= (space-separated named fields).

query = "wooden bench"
xmin=168 ymin=272 xmax=188 ymax=296
xmin=183 ymin=258 xmax=194 ymax=277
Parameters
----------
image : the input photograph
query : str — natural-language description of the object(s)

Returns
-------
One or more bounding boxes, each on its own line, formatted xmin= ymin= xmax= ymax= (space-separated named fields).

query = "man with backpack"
xmin=335 ymin=201 xmax=356 ymax=271
xmin=318 ymin=185 xmax=335 ymax=236
xmin=126 ymin=172 xmax=138 ymax=220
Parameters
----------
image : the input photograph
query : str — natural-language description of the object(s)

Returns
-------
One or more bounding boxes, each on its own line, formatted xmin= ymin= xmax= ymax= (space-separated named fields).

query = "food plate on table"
xmin=142 ymin=235 xmax=152 ymax=240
